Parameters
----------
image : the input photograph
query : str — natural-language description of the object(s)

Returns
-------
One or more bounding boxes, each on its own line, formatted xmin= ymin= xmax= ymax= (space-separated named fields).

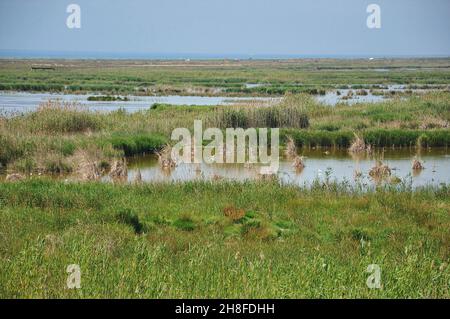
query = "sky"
xmin=0 ymin=0 xmax=449 ymax=58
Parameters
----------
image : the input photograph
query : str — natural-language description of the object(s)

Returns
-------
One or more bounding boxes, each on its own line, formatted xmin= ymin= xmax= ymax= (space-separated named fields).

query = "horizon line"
xmin=1 ymin=49 xmax=449 ymax=60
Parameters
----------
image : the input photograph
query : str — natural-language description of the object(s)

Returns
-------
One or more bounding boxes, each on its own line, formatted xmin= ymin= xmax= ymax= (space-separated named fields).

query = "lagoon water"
xmin=0 ymin=85 xmax=445 ymax=114
xmin=122 ymin=149 xmax=450 ymax=188
xmin=0 ymin=92 xmax=278 ymax=115
xmin=1 ymin=91 xmax=448 ymax=188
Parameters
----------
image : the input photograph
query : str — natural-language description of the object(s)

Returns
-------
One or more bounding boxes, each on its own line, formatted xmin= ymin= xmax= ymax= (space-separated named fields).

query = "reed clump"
xmin=156 ymin=145 xmax=176 ymax=169
xmin=285 ymin=136 xmax=297 ymax=159
xmin=133 ymin=169 xmax=143 ymax=184
xmin=110 ymin=158 xmax=128 ymax=181
xmin=349 ymin=133 xmax=366 ymax=153
xmin=73 ymin=150 xmax=101 ymax=181
xmin=412 ymin=157 xmax=424 ymax=170
xmin=292 ymin=156 xmax=305 ymax=170
xmin=369 ymin=160 xmax=392 ymax=180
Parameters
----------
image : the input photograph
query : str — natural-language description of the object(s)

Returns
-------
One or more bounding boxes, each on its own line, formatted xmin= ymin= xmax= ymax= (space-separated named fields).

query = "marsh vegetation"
xmin=0 ymin=58 xmax=449 ymax=298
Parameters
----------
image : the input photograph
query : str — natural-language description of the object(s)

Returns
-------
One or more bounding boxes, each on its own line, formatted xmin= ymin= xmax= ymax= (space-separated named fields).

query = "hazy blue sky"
xmin=0 ymin=0 xmax=449 ymax=57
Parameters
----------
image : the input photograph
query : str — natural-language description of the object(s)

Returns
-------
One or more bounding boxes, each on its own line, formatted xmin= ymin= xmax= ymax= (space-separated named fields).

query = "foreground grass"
xmin=0 ymin=179 xmax=448 ymax=298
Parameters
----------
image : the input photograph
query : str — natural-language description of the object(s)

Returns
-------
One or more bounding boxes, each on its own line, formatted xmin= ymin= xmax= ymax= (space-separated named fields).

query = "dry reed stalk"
xmin=292 ymin=155 xmax=305 ymax=170
xmin=412 ymin=158 xmax=424 ymax=170
xmin=285 ymin=136 xmax=297 ymax=159
xmin=256 ymin=172 xmax=278 ymax=182
xmin=110 ymin=158 xmax=128 ymax=180
xmin=223 ymin=206 xmax=245 ymax=221
xmin=369 ymin=160 xmax=392 ymax=179
xmin=73 ymin=150 xmax=101 ymax=181
xmin=134 ymin=168 xmax=142 ymax=184
xmin=156 ymin=144 xmax=176 ymax=169
xmin=349 ymin=133 xmax=366 ymax=153
xmin=5 ymin=173 xmax=25 ymax=182
xmin=353 ymin=169 xmax=362 ymax=179
xmin=419 ymin=117 xmax=449 ymax=130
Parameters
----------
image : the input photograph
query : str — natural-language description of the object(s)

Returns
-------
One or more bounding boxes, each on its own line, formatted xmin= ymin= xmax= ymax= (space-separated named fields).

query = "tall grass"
xmin=283 ymin=129 xmax=450 ymax=148
xmin=0 ymin=179 xmax=448 ymax=298
xmin=212 ymin=94 xmax=311 ymax=129
xmin=26 ymin=101 xmax=102 ymax=133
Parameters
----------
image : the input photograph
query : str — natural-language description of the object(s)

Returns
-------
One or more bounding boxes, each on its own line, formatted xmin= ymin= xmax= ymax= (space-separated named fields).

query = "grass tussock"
xmin=369 ymin=160 xmax=392 ymax=180
xmin=292 ymin=155 xmax=306 ymax=170
xmin=349 ymin=133 xmax=366 ymax=153
xmin=412 ymin=157 xmax=424 ymax=170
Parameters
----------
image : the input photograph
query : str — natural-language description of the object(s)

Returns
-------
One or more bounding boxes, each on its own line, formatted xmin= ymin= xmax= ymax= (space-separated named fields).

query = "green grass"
xmin=1 ymin=59 xmax=449 ymax=299
xmin=1 ymin=58 xmax=449 ymax=96
xmin=0 ymin=179 xmax=448 ymax=298
xmin=282 ymin=129 xmax=450 ymax=148
xmin=102 ymin=133 xmax=168 ymax=156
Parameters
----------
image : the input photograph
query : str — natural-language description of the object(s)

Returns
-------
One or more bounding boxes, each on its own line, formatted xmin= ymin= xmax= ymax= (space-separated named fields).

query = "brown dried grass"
xmin=292 ymin=155 xmax=305 ymax=170
xmin=285 ymin=136 xmax=297 ymax=159
xmin=5 ymin=173 xmax=25 ymax=182
xmin=156 ymin=144 xmax=176 ymax=169
xmin=369 ymin=160 xmax=392 ymax=180
xmin=412 ymin=158 xmax=424 ymax=170
xmin=110 ymin=158 xmax=128 ymax=181
xmin=72 ymin=150 xmax=101 ymax=181
xmin=223 ymin=206 xmax=245 ymax=222
xmin=349 ymin=133 xmax=366 ymax=153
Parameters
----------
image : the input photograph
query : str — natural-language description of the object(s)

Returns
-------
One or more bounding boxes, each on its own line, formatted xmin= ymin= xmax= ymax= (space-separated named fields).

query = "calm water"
xmin=0 ymin=92 xmax=278 ymax=115
xmin=0 ymin=85 xmax=446 ymax=114
xmin=316 ymin=85 xmax=445 ymax=105
xmin=123 ymin=149 xmax=450 ymax=188
xmin=316 ymin=89 xmax=386 ymax=105
xmin=1 ymin=149 xmax=448 ymax=188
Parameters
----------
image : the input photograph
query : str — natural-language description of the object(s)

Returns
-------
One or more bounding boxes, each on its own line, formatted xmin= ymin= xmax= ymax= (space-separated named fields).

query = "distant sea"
xmin=1 ymin=50 xmax=448 ymax=60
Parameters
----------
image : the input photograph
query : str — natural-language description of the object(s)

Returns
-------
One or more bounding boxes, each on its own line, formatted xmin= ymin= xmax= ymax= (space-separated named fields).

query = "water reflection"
xmin=124 ymin=148 xmax=449 ymax=188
